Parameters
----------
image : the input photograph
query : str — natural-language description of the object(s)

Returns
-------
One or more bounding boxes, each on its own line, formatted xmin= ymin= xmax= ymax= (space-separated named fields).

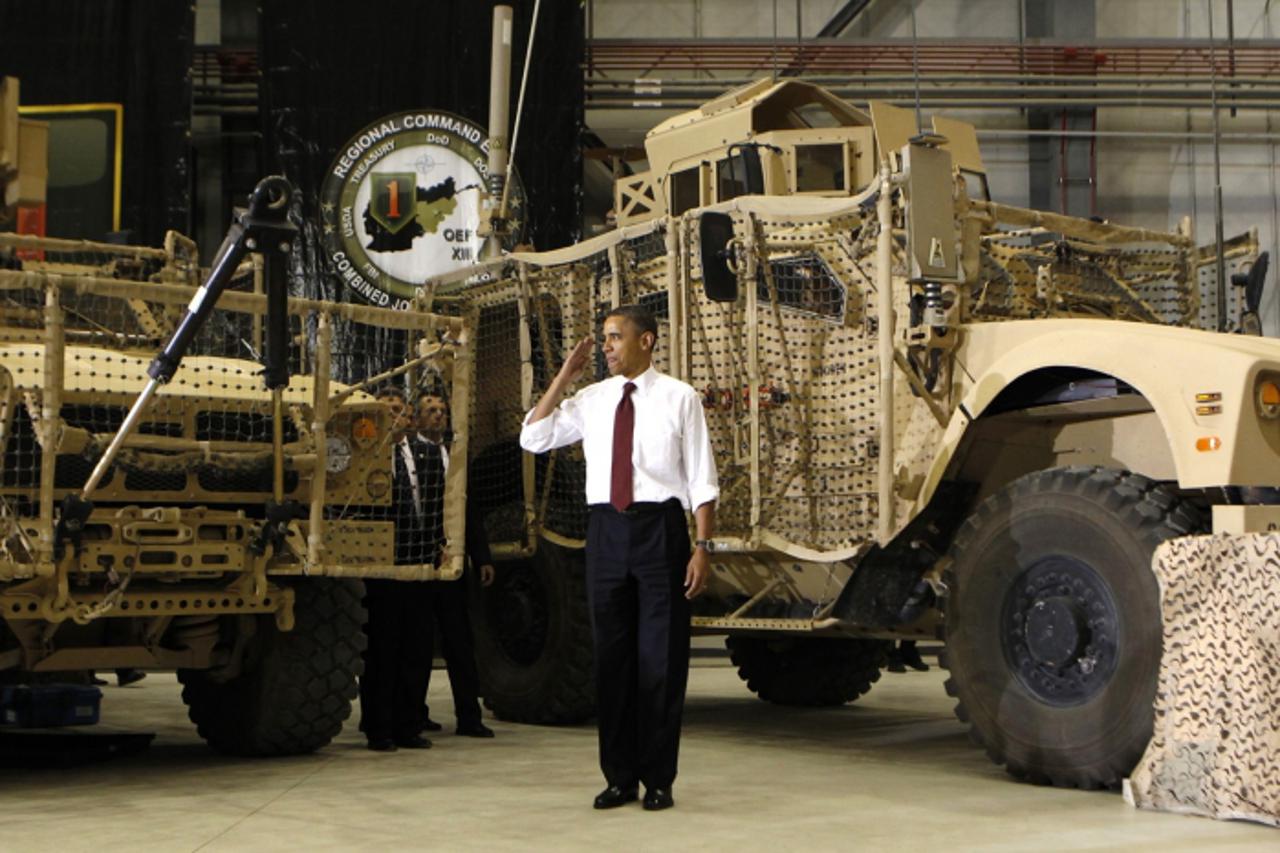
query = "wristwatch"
xmin=694 ymin=539 xmax=716 ymax=553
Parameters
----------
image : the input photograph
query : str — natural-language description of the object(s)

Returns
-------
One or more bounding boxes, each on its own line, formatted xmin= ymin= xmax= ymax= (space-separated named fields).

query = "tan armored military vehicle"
xmin=0 ymin=178 xmax=471 ymax=754
xmin=447 ymin=78 xmax=1273 ymax=790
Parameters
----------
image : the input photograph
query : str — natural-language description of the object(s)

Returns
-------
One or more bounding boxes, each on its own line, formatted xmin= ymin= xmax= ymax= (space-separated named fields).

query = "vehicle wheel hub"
xmin=1024 ymin=597 xmax=1085 ymax=667
xmin=1001 ymin=556 xmax=1120 ymax=707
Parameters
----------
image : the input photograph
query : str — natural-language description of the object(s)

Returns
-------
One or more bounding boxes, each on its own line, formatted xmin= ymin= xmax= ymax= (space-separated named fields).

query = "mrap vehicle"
xmin=441 ymin=77 xmax=1271 ymax=790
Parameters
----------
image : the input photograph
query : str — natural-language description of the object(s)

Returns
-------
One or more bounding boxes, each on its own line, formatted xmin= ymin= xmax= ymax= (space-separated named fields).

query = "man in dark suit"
xmin=416 ymin=392 xmax=497 ymax=739
xmin=358 ymin=387 xmax=434 ymax=752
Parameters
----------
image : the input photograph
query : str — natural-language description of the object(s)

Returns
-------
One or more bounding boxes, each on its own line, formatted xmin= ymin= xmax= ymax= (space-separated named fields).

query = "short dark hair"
xmin=417 ymin=391 xmax=447 ymax=403
xmin=604 ymin=304 xmax=658 ymax=341
xmin=375 ymin=385 xmax=407 ymax=404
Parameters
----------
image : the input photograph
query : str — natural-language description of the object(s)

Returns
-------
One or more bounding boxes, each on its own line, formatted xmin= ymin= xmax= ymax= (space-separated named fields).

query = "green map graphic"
xmin=363 ymin=176 xmax=458 ymax=253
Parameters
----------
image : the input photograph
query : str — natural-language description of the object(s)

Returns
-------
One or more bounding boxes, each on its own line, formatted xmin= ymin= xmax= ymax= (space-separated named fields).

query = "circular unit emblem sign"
xmin=319 ymin=110 xmax=524 ymax=309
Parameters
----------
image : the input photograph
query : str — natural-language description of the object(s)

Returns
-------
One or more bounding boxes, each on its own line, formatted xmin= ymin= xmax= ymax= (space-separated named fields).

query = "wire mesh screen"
xmin=446 ymin=196 xmax=1252 ymax=561
xmin=691 ymin=210 xmax=885 ymax=552
xmin=0 ymin=232 xmax=465 ymax=588
xmin=974 ymin=231 xmax=1203 ymax=326
xmin=464 ymin=261 xmax=597 ymax=548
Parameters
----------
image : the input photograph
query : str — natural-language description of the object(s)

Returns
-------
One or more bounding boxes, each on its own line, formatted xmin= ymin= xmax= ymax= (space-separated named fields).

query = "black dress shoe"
xmin=116 ymin=669 xmax=147 ymax=686
xmin=593 ymin=785 xmax=638 ymax=809
xmin=900 ymin=644 xmax=930 ymax=672
xmin=394 ymin=734 xmax=433 ymax=749
xmin=456 ymin=721 xmax=495 ymax=738
xmin=366 ymin=738 xmax=398 ymax=752
xmin=421 ymin=717 xmax=444 ymax=732
xmin=643 ymin=788 xmax=674 ymax=811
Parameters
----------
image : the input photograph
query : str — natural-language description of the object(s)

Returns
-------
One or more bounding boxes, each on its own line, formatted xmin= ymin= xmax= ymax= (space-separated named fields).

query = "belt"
xmin=590 ymin=498 xmax=681 ymax=516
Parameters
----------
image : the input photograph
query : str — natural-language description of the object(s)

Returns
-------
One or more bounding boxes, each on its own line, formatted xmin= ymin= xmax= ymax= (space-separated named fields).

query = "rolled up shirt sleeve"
xmin=681 ymin=391 xmax=720 ymax=509
xmin=520 ymin=394 xmax=585 ymax=453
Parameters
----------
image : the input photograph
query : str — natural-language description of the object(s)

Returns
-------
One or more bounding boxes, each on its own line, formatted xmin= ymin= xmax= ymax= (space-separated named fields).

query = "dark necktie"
xmin=610 ymin=382 xmax=637 ymax=511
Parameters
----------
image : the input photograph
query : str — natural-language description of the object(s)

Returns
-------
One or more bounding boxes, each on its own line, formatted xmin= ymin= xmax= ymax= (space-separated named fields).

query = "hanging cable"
xmin=499 ymin=0 xmax=543 ymax=220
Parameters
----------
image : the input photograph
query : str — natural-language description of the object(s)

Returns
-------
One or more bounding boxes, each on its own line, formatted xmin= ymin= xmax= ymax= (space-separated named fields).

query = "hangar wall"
xmin=586 ymin=0 xmax=1280 ymax=331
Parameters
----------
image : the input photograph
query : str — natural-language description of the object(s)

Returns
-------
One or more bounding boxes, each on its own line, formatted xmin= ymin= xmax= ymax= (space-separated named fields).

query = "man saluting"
xmin=520 ymin=305 xmax=719 ymax=812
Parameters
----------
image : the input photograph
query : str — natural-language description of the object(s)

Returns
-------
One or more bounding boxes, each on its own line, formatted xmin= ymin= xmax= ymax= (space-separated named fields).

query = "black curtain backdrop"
xmin=261 ymin=0 xmax=584 ymax=306
xmin=0 ymin=0 xmax=192 ymax=245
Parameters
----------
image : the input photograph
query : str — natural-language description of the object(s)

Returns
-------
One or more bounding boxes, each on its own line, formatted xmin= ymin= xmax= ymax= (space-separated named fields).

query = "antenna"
xmin=1208 ymin=0 xmax=1228 ymax=331
xmin=909 ymin=0 xmax=924 ymax=135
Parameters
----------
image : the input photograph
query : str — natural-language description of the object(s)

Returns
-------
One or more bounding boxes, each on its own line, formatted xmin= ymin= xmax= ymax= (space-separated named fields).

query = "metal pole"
xmin=81 ymin=380 xmax=160 ymax=497
xmin=876 ymin=165 xmax=895 ymax=543
xmin=482 ymin=5 xmax=514 ymax=261
xmin=271 ymin=388 xmax=285 ymax=504
xmin=308 ymin=312 xmax=332 ymax=568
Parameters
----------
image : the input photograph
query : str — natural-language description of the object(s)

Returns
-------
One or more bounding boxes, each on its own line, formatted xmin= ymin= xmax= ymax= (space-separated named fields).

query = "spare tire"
xmin=726 ymin=635 xmax=890 ymax=706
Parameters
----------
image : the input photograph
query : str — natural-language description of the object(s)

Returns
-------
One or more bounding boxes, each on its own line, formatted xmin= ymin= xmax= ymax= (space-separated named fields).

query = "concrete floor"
xmin=0 ymin=649 xmax=1275 ymax=853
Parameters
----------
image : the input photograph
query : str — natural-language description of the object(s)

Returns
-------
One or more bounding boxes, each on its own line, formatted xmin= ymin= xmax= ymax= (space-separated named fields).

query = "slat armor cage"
xmin=0 ymin=231 xmax=469 ymax=628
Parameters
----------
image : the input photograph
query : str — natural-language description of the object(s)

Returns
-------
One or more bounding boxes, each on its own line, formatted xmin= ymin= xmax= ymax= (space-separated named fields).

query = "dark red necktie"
xmin=610 ymin=382 xmax=637 ymax=511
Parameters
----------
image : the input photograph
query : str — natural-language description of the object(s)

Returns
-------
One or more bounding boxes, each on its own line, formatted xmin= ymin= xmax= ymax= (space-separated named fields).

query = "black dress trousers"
xmin=586 ymin=499 xmax=692 ymax=790
xmin=359 ymin=438 xmax=435 ymax=742
xmin=360 ymin=578 xmax=431 ymax=742
xmin=423 ymin=574 xmax=483 ymax=726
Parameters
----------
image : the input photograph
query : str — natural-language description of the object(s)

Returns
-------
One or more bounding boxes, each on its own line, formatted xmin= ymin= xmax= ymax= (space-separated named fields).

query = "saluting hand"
xmin=557 ymin=336 xmax=595 ymax=386
xmin=684 ymin=547 xmax=710 ymax=599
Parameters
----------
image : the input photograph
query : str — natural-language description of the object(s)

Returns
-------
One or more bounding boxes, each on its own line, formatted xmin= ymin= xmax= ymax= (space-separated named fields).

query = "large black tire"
xmin=178 ymin=578 xmax=366 ymax=756
xmin=726 ymin=635 xmax=890 ymax=706
xmin=473 ymin=539 xmax=595 ymax=724
xmin=941 ymin=466 xmax=1203 ymax=789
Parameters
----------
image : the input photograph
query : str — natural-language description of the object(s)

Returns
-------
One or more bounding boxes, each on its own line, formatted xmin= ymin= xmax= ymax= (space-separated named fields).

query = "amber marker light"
xmin=1258 ymin=380 xmax=1280 ymax=419
xmin=1195 ymin=436 xmax=1222 ymax=452
xmin=351 ymin=416 xmax=379 ymax=446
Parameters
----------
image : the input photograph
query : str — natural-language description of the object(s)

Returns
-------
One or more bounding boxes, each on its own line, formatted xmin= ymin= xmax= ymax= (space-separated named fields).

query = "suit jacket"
xmin=420 ymin=436 xmax=493 ymax=571
xmin=391 ymin=435 xmax=444 ymax=565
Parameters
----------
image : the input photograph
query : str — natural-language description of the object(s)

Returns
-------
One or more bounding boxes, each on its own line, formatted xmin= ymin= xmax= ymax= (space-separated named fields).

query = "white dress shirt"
xmin=519 ymin=365 xmax=719 ymax=510
xmin=396 ymin=436 xmax=422 ymax=517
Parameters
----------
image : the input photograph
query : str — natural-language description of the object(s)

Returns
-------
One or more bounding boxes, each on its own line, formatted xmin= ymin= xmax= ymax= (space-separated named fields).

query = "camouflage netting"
xmin=1125 ymin=533 xmax=1280 ymax=827
xmin=455 ymin=189 xmax=1235 ymax=558
xmin=0 ymin=232 xmax=466 ymax=596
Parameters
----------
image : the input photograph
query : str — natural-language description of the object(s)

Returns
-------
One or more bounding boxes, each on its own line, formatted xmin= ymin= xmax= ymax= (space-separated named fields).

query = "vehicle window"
xmin=758 ymin=252 xmax=846 ymax=322
xmin=716 ymin=157 xmax=748 ymax=202
xmin=795 ymin=143 xmax=845 ymax=192
xmin=669 ymin=167 xmax=701 ymax=215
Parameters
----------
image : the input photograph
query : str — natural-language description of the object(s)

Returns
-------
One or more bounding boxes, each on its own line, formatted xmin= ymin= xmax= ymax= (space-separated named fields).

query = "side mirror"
xmin=1231 ymin=250 xmax=1269 ymax=314
xmin=698 ymin=212 xmax=739 ymax=303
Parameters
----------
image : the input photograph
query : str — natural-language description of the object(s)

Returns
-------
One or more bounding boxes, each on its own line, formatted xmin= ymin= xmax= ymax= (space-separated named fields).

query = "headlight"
xmin=1259 ymin=379 xmax=1280 ymax=419
xmin=325 ymin=434 xmax=353 ymax=474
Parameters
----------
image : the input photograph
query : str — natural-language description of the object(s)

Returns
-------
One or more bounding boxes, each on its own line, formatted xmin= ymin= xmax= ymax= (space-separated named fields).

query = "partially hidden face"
xmin=377 ymin=394 xmax=412 ymax=435
xmin=418 ymin=395 xmax=448 ymax=434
